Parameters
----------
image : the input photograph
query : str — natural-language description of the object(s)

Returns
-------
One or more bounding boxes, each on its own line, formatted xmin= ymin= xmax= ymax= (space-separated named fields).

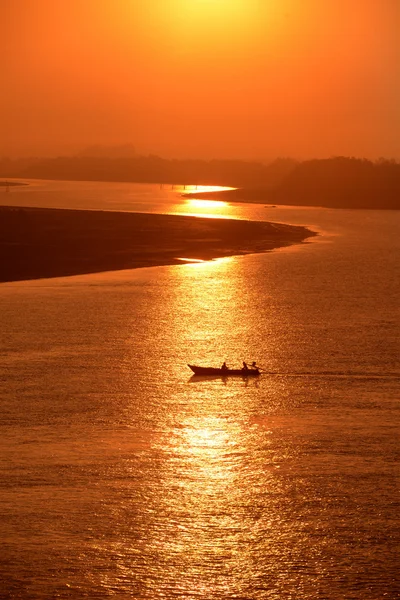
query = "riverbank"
xmin=182 ymin=188 xmax=273 ymax=204
xmin=0 ymin=181 xmax=27 ymax=188
xmin=183 ymin=183 xmax=400 ymax=210
xmin=0 ymin=206 xmax=315 ymax=282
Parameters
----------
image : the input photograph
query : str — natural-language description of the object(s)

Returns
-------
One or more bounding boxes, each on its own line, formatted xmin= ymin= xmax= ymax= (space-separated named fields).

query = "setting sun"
xmin=174 ymin=0 xmax=253 ymax=20
xmin=2 ymin=1 xmax=398 ymax=159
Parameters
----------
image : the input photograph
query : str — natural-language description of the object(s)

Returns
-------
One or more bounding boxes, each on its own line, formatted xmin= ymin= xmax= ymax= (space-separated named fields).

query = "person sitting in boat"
xmin=242 ymin=361 xmax=249 ymax=371
xmin=221 ymin=361 xmax=228 ymax=371
xmin=251 ymin=361 xmax=258 ymax=369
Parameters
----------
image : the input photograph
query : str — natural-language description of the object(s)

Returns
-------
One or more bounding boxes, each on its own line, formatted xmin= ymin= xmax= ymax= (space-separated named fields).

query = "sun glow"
xmin=175 ymin=0 xmax=254 ymax=22
xmin=154 ymin=0 xmax=262 ymax=49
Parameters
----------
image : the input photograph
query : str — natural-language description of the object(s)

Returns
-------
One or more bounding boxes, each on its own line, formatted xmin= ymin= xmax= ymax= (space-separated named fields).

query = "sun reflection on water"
xmin=177 ymin=255 xmax=233 ymax=267
xmin=140 ymin=399 xmax=284 ymax=598
xmin=180 ymin=185 xmax=235 ymax=194
xmin=186 ymin=199 xmax=227 ymax=208
xmin=116 ymin=247 xmax=292 ymax=595
xmin=172 ymin=417 xmax=239 ymax=491
xmin=180 ymin=197 xmax=233 ymax=219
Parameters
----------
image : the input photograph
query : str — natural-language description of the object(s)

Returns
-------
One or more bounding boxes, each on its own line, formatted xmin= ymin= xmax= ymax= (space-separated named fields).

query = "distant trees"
xmin=0 ymin=154 xmax=398 ymax=209
xmin=276 ymin=157 xmax=400 ymax=209
xmin=0 ymin=155 xmax=297 ymax=188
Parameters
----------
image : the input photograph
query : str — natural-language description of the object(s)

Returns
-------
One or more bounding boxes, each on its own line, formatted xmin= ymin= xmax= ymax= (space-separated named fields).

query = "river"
xmin=1 ymin=180 xmax=399 ymax=599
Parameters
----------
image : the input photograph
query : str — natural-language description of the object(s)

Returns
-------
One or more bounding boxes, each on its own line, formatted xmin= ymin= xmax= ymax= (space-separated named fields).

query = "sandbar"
xmin=0 ymin=206 xmax=315 ymax=283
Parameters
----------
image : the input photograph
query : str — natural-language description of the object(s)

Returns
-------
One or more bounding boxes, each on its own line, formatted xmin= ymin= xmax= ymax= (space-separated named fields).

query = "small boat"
xmin=188 ymin=364 xmax=260 ymax=376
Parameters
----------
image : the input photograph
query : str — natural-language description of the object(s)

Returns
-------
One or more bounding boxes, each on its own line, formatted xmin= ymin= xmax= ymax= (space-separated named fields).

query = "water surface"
xmin=1 ymin=181 xmax=399 ymax=599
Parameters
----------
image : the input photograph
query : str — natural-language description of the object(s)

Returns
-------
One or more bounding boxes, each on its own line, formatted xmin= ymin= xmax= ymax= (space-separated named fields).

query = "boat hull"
xmin=188 ymin=364 xmax=260 ymax=376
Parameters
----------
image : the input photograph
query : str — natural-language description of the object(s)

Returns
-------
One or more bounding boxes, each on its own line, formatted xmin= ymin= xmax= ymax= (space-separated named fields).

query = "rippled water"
xmin=1 ymin=181 xmax=399 ymax=598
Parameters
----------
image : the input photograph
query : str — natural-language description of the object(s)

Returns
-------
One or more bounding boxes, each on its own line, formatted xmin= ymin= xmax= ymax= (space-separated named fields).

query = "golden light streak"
xmin=186 ymin=199 xmax=227 ymax=208
xmin=179 ymin=197 xmax=234 ymax=219
xmin=180 ymin=186 xmax=235 ymax=194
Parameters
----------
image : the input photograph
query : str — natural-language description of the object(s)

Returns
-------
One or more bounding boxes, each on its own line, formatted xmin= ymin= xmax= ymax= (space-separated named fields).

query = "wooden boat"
xmin=188 ymin=364 xmax=260 ymax=376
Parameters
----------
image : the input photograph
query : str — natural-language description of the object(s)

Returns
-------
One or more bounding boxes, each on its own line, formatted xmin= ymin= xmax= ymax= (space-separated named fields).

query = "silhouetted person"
xmin=221 ymin=361 xmax=228 ymax=371
xmin=251 ymin=361 xmax=257 ymax=369
xmin=242 ymin=361 xmax=248 ymax=371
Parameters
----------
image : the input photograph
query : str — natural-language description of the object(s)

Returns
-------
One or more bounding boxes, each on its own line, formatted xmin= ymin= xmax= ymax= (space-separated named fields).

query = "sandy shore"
xmin=0 ymin=206 xmax=315 ymax=282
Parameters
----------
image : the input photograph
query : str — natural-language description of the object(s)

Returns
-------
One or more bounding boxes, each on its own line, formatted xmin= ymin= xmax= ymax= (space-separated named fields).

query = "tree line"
xmin=0 ymin=154 xmax=399 ymax=208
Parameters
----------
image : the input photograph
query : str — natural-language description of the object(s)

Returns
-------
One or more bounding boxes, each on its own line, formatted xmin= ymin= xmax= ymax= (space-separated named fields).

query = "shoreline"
xmin=182 ymin=186 xmax=400 ymax=210
xmin=182 ymin=188 xmax=275 ymax=205
xmin=0 ymin=205 xmax=316 ymax=283
xmin=0 ymin=180 xmax=28 ymax=187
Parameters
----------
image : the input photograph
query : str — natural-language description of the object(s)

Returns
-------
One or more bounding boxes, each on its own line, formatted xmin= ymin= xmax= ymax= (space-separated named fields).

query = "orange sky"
xmin=2 ymin=0 xmax=399 ymax=159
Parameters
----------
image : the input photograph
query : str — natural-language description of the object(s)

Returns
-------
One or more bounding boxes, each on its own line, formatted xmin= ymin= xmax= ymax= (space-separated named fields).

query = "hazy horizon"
xmin=2 ymin=147 xmax=400 ymax=165
xmin=3 ymin=146 xmax=400 ymax=164
xmin=2 ymin=0 xmax=400 ymax=160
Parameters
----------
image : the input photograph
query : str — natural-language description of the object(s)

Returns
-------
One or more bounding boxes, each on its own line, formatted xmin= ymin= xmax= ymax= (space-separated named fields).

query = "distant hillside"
xmin=186 ymin=158 xmax=400 ymax=210
xmin=0 ymin=155 xmax=297 ymax=189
